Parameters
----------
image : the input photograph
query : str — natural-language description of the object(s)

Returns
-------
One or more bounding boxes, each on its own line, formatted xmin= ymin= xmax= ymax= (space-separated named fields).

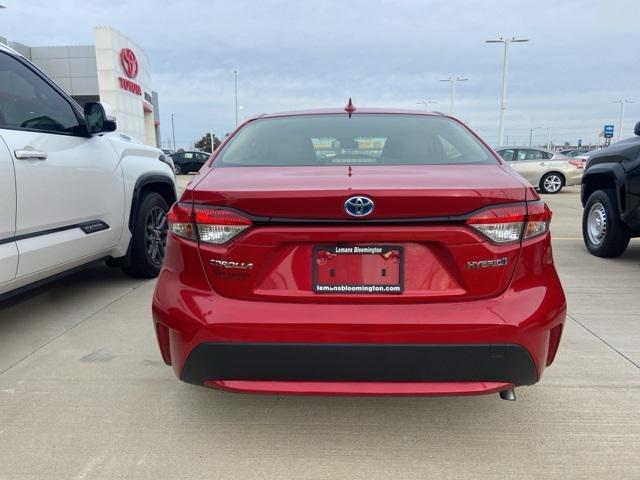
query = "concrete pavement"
xmin=0 ymin=184 xmax=638 ymax=479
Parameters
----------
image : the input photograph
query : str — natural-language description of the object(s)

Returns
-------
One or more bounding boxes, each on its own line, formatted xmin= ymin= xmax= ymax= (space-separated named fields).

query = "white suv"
xmin=0 ymin=44 xmax=176 ymax=300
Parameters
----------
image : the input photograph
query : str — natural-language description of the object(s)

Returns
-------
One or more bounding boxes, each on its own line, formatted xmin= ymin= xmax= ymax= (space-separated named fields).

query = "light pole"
xmin=486 ymin=37 xmax=529 ymax=145
xmin=416 ymin=99 xmax=437 ymax=110
xmin=210 ymin=129 xmax=215 ymax=153
xmin=233 ymin=69 xmax=238 ymax=127
xmin=529 ymin=127 xmax=541 ymax=146
xmin=612 ymin=99 xmax=634 ymax=141
xmin=170 ymin=114 xmax=176 ymax=151
xmin=440 ymin=77 xmax=467 ymax=115
xmin=546 ymin=128 xmax=551 ymax=149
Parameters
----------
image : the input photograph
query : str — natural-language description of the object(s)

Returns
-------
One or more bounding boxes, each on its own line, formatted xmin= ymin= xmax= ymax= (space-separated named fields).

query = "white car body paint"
xmin=0 ymin=136 xmax=18 ymax=284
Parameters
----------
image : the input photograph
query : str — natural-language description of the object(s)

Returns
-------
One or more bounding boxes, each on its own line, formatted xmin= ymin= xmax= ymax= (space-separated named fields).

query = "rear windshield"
xmin=214 ymin=114 xmax=495 ymax=167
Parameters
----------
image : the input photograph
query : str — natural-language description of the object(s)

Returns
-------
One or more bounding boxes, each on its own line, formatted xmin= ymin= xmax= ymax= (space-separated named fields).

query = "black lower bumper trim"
xmin=180 ymin=343 xmax=538 ymax=386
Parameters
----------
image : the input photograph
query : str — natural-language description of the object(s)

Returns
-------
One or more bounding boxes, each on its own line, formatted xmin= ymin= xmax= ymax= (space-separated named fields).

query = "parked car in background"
xmin=561 ymin=148 xmax=596 ymax=164
xmin=581 ymin=123 xmax=640 ymax=257
xmin=0 ymin=43 xmax=177 ymax=300
xmin=158 ymin=152 xmax=176 ymax=174
xmin=560 ymin=149 xmax=591 ymax=157
xmin=153 ymin=107 xmax=566 ymax=400
xmin=170 ymin=150 xmax=210 ymax=174
xmin=495 ymin=146 xmax=583 ymax=194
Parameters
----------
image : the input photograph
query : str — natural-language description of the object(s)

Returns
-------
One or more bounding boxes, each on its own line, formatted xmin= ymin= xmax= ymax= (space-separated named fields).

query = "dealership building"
xmin=0 ymin=27 xmax=161 ymax=147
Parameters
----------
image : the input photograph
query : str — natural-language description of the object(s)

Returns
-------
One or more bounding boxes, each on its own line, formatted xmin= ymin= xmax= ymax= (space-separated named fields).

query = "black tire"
xmin=539 ymin=172 xmax=564 ymax=194
xmin=582 ymin=189 xmax=630 ymax=258
xmin=174 ymin=164 xmax=182 ymax=175
xmin=122 ymin=192 xmax=169 ymax=278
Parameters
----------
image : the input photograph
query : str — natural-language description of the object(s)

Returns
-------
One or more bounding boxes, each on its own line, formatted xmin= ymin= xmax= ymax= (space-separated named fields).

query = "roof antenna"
xmin=344 ymin=98 xmax=356 ymax=118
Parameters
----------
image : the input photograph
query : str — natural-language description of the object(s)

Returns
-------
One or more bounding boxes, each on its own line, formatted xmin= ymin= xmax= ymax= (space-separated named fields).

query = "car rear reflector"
xmin=167 ymin=203 xmax=252 ymax=244
xmin=546 ymin=324 xmax=563 ymax=366
xmin=155 ymin=322 xmax=172 ymax=365
xmin=466 ymin=201 xmax=551 ymax=244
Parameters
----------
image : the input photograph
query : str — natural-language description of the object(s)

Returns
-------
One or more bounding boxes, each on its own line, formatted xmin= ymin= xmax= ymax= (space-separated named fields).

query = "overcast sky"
xmin=2 ymin=0 xmax=638 ymax=148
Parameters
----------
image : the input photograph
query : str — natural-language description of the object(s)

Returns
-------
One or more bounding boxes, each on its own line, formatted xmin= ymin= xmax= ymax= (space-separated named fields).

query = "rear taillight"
xmin=194 ymin=207 xmax=251 ymax=244
xmin=524 ymin=201 xmax=552 ymax=239
xmin=568 ymin=160 xmax=583 ymax=169
xmin=166 ymin=203 xmax=196 ymax=240
xmin=167 ymin=203 xmax=252 ymax=244
xmin=466 ymin=204 xmax=526 ymax=243
xmin=466 ymin=201 xmax=551 ymax=244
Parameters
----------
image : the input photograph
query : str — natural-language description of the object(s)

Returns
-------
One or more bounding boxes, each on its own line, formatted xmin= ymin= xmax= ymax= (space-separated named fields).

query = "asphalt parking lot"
xmin=0 ymin=180 xmax=638 ymax=479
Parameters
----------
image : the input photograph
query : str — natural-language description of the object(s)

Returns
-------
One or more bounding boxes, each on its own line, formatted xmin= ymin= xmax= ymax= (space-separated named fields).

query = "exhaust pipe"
xmin=499 ymin=388 xmax=516 ymax=401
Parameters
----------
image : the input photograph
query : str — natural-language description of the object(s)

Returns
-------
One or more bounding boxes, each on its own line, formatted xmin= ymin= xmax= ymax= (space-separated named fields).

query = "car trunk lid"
xmin=190 ymin=164 xmax=528 ymax=303
xmin=192 ymin=164 xmax=526 ymax=219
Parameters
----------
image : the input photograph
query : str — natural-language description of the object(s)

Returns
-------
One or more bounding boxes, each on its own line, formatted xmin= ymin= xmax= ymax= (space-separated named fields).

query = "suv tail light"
xmin=167 ymin=203 xmax=252 ymax=244
xmin=466 ymin=201 xmax=551 ymax=244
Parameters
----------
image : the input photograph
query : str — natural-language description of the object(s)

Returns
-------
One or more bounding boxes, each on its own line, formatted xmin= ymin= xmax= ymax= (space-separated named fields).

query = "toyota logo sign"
xmin=344 ymin=196 xmax=374 ymax=217
xmin=120 ymin=48 xmax=138 ymax=79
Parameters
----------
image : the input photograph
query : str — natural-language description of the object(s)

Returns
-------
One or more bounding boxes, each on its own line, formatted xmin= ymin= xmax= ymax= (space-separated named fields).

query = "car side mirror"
xmin=84 ymin=102 xmax=117 ymax=134
xmin=635 ymin=121 xmax=640 ymax=137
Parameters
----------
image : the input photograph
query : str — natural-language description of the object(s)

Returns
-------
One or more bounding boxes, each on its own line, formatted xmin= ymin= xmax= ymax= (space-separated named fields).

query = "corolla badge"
xmin=209 ymin=259 xmax=254 ymax=270
xmin=344 ymin=196 xmax=374 ymax=217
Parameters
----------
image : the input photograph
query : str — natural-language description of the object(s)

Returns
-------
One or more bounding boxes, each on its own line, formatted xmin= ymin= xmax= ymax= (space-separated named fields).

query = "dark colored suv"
xmin=170 ymin=150 xmax=210 ymax=174
xmin=581 ymin=122 xmax=640 ymax=257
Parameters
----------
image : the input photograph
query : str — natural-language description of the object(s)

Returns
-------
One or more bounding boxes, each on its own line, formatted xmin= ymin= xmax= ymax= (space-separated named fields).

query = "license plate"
xmin=312 ymin=245 xmax=403 ymax=294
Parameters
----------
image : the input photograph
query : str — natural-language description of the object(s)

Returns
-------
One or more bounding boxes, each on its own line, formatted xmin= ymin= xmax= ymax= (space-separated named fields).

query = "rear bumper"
xmin=181 ymin=343 xmax=537 ymax=386
xmin=152 ymin=232 xmax=566 ymax=396
xmin=153 ymin=278 xmax=565 ymax=396
xmin=564 ymin=169 xmax=583 ymax=186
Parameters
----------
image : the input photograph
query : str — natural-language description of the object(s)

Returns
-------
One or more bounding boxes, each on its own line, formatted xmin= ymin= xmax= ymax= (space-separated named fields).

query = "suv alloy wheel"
xmin=124 ymin=192 xmax=170 ymax=277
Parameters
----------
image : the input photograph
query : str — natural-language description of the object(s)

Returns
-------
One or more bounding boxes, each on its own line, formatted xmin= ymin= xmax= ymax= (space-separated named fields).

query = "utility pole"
xmin=416 ymin=99 xmax=437 ymax=110
xmin=440 ymin=77 xmax=467 ymax=115
xmin=612 ymin=99 xmax=634 ymax=141
xmin=210 ymin=129 xmax=215 ymax=153
xmin=486 ymin=37 xmax=529 ymax=145
xmin=171 ymin=114 xmax=176 ymax=151
xmin=233 ymin=69 xmax=239 ymax=127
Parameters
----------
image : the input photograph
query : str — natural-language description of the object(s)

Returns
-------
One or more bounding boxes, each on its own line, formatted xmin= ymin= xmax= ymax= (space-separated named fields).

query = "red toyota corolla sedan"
xmin=152 ymin=106 xmax=566 ymax=400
